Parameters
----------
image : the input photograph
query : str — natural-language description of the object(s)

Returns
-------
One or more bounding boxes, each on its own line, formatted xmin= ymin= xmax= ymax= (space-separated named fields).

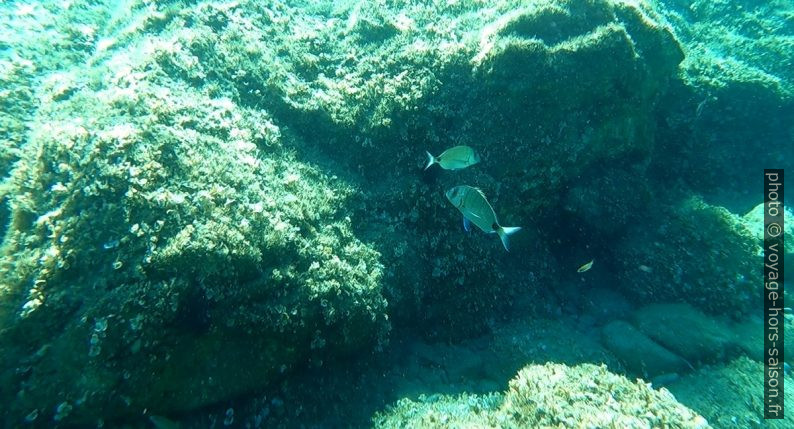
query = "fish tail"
xmin=497 ymin=226 xmax=521 ymax=252
xmin=424 ymin=151 xmax=436 ymax=170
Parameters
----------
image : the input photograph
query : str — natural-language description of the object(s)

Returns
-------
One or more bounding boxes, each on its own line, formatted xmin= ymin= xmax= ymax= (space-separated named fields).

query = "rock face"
xmin=0 ymin=0 xmax=782 ymax=426
xmin=0 ymin=3 xmax=389 ymax=424
xmin=1 ymin=98 xmax=388 ymax=421
xmin=373 ymin=362 xmax=710 ymax=428
xmin=612 ymin=196 xmax=758 ymax=314
xmin=649 ymin=0 xmax=794 ymax=208
xmin=601 ymin=320 xmax=690 ymax=378
xmin=324 ymin=0 xmax=685 ymax=338
xmin=632 ymin=303 xmax=739 ymax=365
xmin=742 ymin=203 xmax=794 ymax=274
xmin=668 ymin=357 xmax=794 ymax=429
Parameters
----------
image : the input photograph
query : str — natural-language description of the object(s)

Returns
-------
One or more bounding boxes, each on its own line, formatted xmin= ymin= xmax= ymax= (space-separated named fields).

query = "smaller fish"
xmin=577 ymin=260 xmax=594 ymax=273
xmin=425 ymin=145 xmax=480 ymax=171
xmin=695 ymin=98 xmax=708 ymax=118
xmin=638 ymin=264 xmax=653 ymax=273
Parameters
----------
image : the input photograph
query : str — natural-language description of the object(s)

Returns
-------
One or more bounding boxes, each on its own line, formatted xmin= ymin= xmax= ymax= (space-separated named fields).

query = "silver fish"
xmin=445 ymin=185 xmax=521 ymax=251
xmin=577 ymin=260 xmax=594 ymax=273
xmin=425 ymin=145 xmax=480 ymax=171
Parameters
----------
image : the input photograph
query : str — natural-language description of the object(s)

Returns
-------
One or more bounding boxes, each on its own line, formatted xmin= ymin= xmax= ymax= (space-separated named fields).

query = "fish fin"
xmin=424 ymin=152 xmax=436 ymax=170
xmin=497 ymin=226 xmax=521 ymax=252
xmin=463 ymin=216 xmax=471 ymax=232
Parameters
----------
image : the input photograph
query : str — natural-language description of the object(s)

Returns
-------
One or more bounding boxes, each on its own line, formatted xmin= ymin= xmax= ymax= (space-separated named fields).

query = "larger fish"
xmin=425 ymin=145 xmax=480 ymax=171
xmin=445 ymin=185 xmax=521 ymax=251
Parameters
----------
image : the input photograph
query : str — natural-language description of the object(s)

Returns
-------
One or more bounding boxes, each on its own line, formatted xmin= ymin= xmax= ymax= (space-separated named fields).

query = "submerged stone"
xmin=601 ymin=320 xmax=690 ymax=378
xmin=633 ymin=303 xmax=739 ymax=365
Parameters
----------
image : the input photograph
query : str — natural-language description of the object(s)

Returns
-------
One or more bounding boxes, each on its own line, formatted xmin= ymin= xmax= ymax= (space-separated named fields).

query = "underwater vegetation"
xmin=373 ymin=362 xmax=710 ymax=428
xmin=0 ymin=0 xmax=791 ymax=427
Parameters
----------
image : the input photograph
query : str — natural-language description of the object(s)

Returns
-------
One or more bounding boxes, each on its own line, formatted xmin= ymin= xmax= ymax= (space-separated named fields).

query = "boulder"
xmin=601 ymin=320 xmax=691 ymax=378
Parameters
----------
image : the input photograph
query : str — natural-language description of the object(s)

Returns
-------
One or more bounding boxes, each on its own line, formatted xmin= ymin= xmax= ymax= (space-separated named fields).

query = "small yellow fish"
xmin=577 ymin=260 xmax=594 ymax=273
xmin=425 ymin=145 xmax=480 ymax=171
xmin=445 ymin=185 xmax=521 ymax=251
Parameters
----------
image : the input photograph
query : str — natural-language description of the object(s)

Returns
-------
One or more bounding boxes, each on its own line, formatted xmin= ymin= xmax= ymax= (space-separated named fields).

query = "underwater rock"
xmin=0 ymin=0 xmax=784 ymax=426
xmin=563 ymin=168 xmax=653 ymax=237
xmin=20 ymin=0 xmax=678 ymax=344
xmin=578 ymin=287 xmax=633 ymax=326
xmin=327 ymin=0 xmax=685 ymax=338
xmin=653 ymin=0 xmax=794 ymax=100
xmin=612 ymin=196 xmax=758 ymax=315
xmin=488 ymin=318 xmax=619 ymax=381
xmin=601 ymin=320 xmax=690 ymax=378
xmin=667 ymin=356 xmax=794 ymax=429
xmin=742 ymin=203 xmax=794 ymax=254
xmin=373 ymin=362 xmax=710 ymax=428
xmin=0 ymin=1 xmax=115 ymax=178
xmin=0 ymin=5 xmax=389 ymax=424
xmin=742 ymin=203 xmax=794 ymax=274
xmin=730 ymin=316 xmax=794 ymax=366
xmin=648 ymin=0 xmax=794 ymax=206
xmin=632 ymin=303 xmax=738 ymax=365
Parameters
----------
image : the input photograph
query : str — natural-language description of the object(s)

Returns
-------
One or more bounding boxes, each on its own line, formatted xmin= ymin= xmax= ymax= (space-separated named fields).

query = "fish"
xmin=445 ymin=185 xmax=521 ymax=251
xmin=425 ymin=145 xmax=480 ymax=171
xmin=577 ymin=260 xmax=594 ymax=273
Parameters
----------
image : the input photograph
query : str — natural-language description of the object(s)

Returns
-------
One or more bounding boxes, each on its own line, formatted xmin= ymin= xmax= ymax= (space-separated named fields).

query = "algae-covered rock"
xmin=564 ymin=168 xmax=653 ymax=237
xmin=647 ymin=0 xmax=794 ymax=206
xmin=0 ymin=0 xmax=777 ymax=425
xmin=652 ymin=0 xmax=794 ymax=100
xmin=668 ymin=356 xmax=794 ymax=429
xmin=0 ymin=5 xmax=389 ymax=424
xmin=742 ymin=203 xmax=794 ymax=254
xmin=140 ymin=0 xmax=683 ymax=340
xmin=612 ymin=196 xmax=758 ymax=314
xmin=602 ymin=320 xmax=691 ymax=378
xmin=741 ymin=203 xmax=794 ymax=275
xmin=373 ymin=362 xmax=710 ymax=428
xmin=326 ymin=0 xmax=684 ymax=337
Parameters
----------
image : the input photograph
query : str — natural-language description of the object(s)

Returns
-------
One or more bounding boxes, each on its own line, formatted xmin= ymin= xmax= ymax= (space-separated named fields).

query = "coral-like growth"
xmin=374 ymin=362 xmax=710 ymax=428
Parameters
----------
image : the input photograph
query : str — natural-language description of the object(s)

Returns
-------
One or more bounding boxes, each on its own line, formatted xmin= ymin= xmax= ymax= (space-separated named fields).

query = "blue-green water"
xmin=0 ymin=0 xmax=792 ymax=427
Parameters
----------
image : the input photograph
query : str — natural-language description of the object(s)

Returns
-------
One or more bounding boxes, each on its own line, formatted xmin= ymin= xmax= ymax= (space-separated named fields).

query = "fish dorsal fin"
xmin=471 ymin=186 xmax=498 ymax=223
xmin=472 ymin=187 xmax=487 ymax=198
